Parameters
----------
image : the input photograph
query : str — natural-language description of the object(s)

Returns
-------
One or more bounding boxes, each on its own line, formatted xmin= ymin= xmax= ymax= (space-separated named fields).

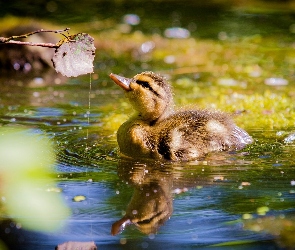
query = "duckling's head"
xmin=110 ymin=71 xmax=174 ymax=123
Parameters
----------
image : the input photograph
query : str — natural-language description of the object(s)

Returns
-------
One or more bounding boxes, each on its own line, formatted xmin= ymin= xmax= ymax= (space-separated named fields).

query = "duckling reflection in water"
xmin=111 ymin=159 xmax=214 ymax=235
xmin=111 ymin=160 xmax=174 ymax=235
xmin=110 ymin=71 xmax=253 ymax=161
xmin=111 ymin=177 xmax=173 ymax=235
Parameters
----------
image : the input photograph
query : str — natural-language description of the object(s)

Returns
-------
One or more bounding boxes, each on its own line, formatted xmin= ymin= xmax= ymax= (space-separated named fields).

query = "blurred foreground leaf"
xmin=0 ymin=127 xmax=71 ymax=232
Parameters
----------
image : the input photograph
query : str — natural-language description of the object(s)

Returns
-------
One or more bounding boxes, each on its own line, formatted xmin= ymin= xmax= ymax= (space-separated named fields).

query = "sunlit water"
xmin=2 ymin=89 xmax=295 ymax=249
xmin=1 ymin=1 xmax=295 ymax=249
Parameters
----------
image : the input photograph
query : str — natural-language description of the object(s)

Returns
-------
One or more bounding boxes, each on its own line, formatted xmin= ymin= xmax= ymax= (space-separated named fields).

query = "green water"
xmin=1 ymin=1 xmax=295 ymax=249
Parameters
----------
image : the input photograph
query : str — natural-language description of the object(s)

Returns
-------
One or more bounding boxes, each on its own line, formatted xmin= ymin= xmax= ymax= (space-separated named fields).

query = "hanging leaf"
xmin=52 ymin=33 xmax=95 ymax=77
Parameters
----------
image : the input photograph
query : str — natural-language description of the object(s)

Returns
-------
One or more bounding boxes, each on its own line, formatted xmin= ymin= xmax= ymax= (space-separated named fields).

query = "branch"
xmin=0 ymin=27 xmax=96 ymax=77
xmin=0 ymin=28 xmax=70 ymax=48
xmin=3 ymin=39 xmax=58 ymax=48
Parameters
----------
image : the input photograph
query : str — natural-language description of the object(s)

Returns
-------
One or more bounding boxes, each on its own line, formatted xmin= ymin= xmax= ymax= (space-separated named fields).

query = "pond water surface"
xmin=1 ymin=1 xmax=295 ymax=250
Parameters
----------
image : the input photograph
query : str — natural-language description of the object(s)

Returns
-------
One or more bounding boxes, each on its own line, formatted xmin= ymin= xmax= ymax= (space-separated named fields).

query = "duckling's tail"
xmin=232 ymin=126 xmax=253 ymax=150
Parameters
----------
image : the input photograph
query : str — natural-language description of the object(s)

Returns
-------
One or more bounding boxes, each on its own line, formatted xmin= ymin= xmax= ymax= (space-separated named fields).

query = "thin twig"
xmin=6 ymin=28 xmax=70 ymax=41
xmin=4 ymin=40 xmax=58 ymax=48
xmin=0 ymin=28 xmax=70 ymax=48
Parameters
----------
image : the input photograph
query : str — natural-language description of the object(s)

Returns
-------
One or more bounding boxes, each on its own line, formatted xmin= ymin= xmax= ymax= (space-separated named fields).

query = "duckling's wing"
xmin=154 ymin=110 xmax=253 ymax=160
xmin=231 ymin=126 xmax=253 ymax=150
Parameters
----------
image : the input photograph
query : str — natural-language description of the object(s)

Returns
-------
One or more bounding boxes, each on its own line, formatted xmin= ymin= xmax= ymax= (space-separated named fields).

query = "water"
xmin=1 ymin=1 xmax=295 ymax=249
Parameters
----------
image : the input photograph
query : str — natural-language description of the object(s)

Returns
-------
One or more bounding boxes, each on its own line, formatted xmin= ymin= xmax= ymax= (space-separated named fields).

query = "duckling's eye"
xmin=136 ymin=80 xmax=160 ymax=97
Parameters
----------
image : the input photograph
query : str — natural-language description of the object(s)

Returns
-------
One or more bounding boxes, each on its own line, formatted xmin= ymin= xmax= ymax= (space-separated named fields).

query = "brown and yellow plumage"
xmin=110 ymin=71 xmax=252 ymax=161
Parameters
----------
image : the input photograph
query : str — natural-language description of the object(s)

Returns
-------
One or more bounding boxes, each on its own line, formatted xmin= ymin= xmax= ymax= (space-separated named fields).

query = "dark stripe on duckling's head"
xmin=135 ymin=79 xmax=160 ymax=97
xmin=134 ymin=71 xmax=173 ymax=100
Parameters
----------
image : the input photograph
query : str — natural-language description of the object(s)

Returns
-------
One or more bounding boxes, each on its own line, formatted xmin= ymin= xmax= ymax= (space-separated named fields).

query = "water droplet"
xmin=164 ymin=55 xmax=176 ymax=64
xmin=218 ymin=31 xmax=228 ymax=40
xmin=13 ymin=63 xmax=20 ymax=70
xmin=141 ymin=41 xmax=155 ymax=53
xmin=164 ymin=27 xmax=190 ymax=38
xmin=264 ymin=77 xmax=288 ymax=86
xmin=123 ymin=14 xmax=140 ymax=25
xmin=24 ymin=63 xmax=32 ymax=72
xmin=148 ymin=233 xmax=155 ymax=239
xmin=120 ymin=238 xmax=127 ymax=245
xmin=33 ymin=77 xmax=44 ymax=85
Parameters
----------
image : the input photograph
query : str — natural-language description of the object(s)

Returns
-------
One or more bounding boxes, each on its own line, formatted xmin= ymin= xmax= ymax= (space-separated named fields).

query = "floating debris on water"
xmin=242 ymin=213 xmax=253 ymax=220
xmin=239 ymin=182 xmax=251 ymax=189
xmin=73 ymin=195 xmax=86 ymax=202
xmin=213 ymin=176 xmax=225 ymax=182
xmin=173 ymin=187 xmax=188 ymax=194
xmin=257 ymin=206 xmax=270 ymax=216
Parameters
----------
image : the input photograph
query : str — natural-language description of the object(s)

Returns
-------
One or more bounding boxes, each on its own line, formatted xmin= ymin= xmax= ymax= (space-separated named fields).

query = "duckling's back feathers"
xmin=154 ymin=109 xmax=252 ymax=160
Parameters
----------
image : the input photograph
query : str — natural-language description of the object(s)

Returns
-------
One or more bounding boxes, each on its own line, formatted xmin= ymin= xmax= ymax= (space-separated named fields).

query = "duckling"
xmin=110 ymin=71 xmax=253 ymax=161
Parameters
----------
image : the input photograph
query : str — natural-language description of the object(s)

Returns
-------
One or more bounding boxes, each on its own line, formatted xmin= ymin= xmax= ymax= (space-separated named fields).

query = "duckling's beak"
xmin=110 ymin=73 xmax=132 ymax=91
